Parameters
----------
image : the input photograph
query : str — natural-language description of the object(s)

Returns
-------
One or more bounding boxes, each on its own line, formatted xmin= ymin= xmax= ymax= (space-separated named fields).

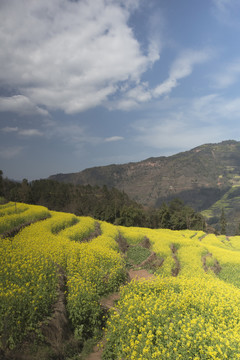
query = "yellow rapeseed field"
xmin=0 ymin=204 xmax=126 ymax=350
xmin=1 ymin=202 xmax=240 ymax=359
xmin=104 ymin=277 xmax=240 ymax=359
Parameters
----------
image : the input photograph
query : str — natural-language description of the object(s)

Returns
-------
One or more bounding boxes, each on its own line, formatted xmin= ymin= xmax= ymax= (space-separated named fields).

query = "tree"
xmin=235 ymin=223 xmax=240 ymax=236
xmin=157 ymin=203 xmax=171 ymax=228
xmin=19 ymin=179 xmax=31 ymax=203
xmin=116 ymin=205 xmax=146 ymax=227
xmin=220 ymin=208 xmax=227 ymax=235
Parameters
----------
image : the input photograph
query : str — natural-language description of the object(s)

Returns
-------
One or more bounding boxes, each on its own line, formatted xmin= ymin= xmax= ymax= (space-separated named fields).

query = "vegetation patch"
xmin=218 ymin=263 xmax=240 ymax=288
xmin=103 ymin=278 xmax=240 ymax=360
xmin=170 ymin=243 xmax=181 ymax=276
xmin=202 ymin=252 xmax=221 ymax=274
xmin=126 ymin=246 xmax=151 ymax=266
xmin=2 ymin=202 xmax=240 ymax=359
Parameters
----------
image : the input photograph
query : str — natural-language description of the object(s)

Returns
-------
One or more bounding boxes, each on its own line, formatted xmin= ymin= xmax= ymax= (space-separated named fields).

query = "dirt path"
xmin=128 ymin=268 xmax=156 ymax=281
xmin=170 ymin=244 xmax=180 ymax=276
xmin=86 ymin=235 xmax=161 ymax=360
xmin=202 ymin=252 xmax=221 ymax=274
xmin=199 ymin=234 xmax=207 ymax=241
xmin=85 ymin=341 xmax=105 ymax=360
xmin=0 ymin=216 xmax=50 ymax=239
xmin=85 ymin=268 xmax=156 ymax=360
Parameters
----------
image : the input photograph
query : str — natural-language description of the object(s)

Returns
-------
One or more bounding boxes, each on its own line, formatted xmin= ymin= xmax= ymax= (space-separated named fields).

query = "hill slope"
xmin=2 ymin=202 xmax=240 ymax=358
xmin=49 ymin=140 xmax=240 ymax=232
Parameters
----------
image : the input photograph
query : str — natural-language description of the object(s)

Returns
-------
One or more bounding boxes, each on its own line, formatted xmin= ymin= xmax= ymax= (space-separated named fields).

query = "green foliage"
xmin=154 ymin=199 xmax=205 ymax=231
xmin=0 ymin=171 xmax=205 ymax=231
xmin=126 ymin=246 xmax=151 ymax=265
xmin=218 ymin=263 xmax=240 ymax=288
xmin=0 ymin=197 xmax=6 ymax=205
xmin=116 ymin=205 xmax=147 ymax=227
xmin=201 ymin=186 xmax=240 ymax=234
xmin=1 ymin=174 xmax=144 ymax=227
xmin=220 ymin=208 xmax=227 ymax=235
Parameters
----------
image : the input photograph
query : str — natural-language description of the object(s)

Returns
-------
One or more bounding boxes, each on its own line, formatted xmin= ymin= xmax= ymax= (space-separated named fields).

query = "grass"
xmin=126 ymin=246 xmax=151 ymax=265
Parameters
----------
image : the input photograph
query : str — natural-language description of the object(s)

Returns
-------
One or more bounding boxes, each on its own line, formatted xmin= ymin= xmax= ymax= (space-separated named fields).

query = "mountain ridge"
xmin=49 ymin=140 xmax=240 ymax=233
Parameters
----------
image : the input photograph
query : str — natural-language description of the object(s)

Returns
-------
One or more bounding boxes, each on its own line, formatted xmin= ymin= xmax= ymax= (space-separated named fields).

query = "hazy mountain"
xmin=49 ymin=140 xmax=240 ymax=233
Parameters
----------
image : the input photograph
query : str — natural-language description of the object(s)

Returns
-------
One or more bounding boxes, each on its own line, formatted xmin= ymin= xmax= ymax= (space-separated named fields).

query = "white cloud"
xmin=0 ymin=0 xmax=161 ymax=114
xmin=0 ymin=96 xmax=48 ymax=116
xmin=1 ymin=126 xmax=43 ymax=136
xmin=134 ymin=119 xmax=222 ymax=151
xmin=126 ymin=83 xmax=152 ymax=103
xmin=104 ymin=136 xmax=124 ymax=142
xmin=153 ymin=49 xmax=213 ymax=97
xmin=212 ymin=0 xmax=240 ymax=27
xmin=0 ymin=146 xmax=23 ymax=159
xmin=18 ymin=129 xmax=43 ymax=136
xmin=191 ymin=93 xmax=240 ymax=121
xmin=111 ymin=49 xmax=213 ymax=110
xmin=1 ymin=126 xmax=18 ymax=133
xmin=132 ymin=93 xmax=240 ymax=152
xmin=211 ymin=59 xmax=240 ymax=88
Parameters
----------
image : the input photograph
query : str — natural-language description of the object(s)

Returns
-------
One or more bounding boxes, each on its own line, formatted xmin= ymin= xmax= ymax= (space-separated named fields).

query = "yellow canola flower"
xmin=3 ymin=201 xmax=240 ymax=357
xmin=0 ymin=203 xmax=50 ymax=234
xmin=0 ymin=205 xmax=126 ymax=351
xmin=104 ymin=276 xmax=240 ymax=359
xmin=60 ymin=216 xmax=96 ymax=241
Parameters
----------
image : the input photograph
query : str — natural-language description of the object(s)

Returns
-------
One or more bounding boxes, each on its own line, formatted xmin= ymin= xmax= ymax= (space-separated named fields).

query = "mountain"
xmin=49 ymin=140 xmax=240 ymax=233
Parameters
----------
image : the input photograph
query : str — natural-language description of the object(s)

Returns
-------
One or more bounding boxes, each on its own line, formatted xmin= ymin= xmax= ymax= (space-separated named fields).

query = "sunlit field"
xmin=1 ymin=202 xmax=240 ymax=359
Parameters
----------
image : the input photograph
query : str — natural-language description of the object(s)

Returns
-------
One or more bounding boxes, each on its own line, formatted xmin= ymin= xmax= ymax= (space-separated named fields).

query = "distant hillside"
xmin=49 ymin=140 xmax=240 ymax=234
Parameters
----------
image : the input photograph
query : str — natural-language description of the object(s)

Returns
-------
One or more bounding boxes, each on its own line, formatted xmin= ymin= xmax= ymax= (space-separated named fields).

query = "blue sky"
xmin=1 ymin=0 xmax=240 ymax=181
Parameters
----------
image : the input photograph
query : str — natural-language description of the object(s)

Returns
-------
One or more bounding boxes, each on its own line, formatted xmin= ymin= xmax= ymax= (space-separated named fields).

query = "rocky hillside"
xmin=49 ymin=140 xmax=240 ymax=233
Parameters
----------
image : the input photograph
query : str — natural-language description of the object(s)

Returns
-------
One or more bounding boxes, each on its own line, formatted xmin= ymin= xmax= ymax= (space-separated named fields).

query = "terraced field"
xmin=1 ymin=202 xmax=240 ymax=359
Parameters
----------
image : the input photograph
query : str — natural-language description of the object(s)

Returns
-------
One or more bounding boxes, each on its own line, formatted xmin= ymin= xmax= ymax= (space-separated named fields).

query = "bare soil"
xmin=0 ymin=216 xmax=50 ymax=239
xmin=3 ymin=266 xmax=72 ymax=360
xmin=41 ymin=266 xmax=71 ymax=355
xmin=86 ymin=268 xmax=156 ymax=360
xmin=199 ymin=234 xmax=207 ymax=241
xmin=83 ymin=222 xmax=102 ymax=242
xmin=139 ymin=236 xmax=151 ymax=249
xmin=202 ymin=253 xmax=221 ymax=274
xmin=100 ymin=292 xmax=120 ymax=312
xmin=136 ymin=251 xmax=164 ymax=269
xmin=128 ymin=268 xmax=156 ymax=281
xmin=170 ymin=244 xmax=180 ymax=276
xmin=116 ymin=233 xmax=129 ymax=253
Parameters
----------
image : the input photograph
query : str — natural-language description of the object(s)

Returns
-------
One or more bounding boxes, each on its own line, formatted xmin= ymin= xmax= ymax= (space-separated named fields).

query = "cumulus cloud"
xmin=0 ymin=0 xmax=161 ymax=114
